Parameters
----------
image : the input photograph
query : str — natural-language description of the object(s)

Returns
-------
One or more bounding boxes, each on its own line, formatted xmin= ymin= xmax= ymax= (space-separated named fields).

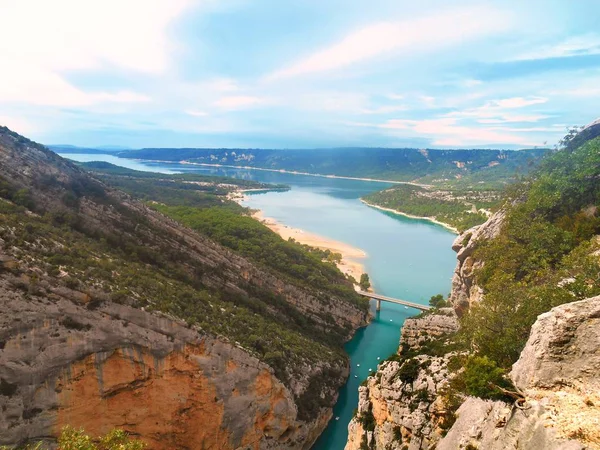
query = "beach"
xmin=251 ymin=210 xmax=367 ymax=284
xmin=360 ymin=199 xmax=460 ymax=234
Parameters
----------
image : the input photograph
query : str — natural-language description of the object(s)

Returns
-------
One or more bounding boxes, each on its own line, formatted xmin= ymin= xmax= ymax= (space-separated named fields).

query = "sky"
xmin=1 ymin=0 xmax=599 ymax=149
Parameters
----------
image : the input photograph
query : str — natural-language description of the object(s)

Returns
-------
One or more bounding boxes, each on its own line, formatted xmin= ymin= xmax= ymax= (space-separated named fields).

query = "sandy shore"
xmin=361 ymin=199 xmax=460 ymax=234
xmin=251 ymin=210 xmax=367 ymax=284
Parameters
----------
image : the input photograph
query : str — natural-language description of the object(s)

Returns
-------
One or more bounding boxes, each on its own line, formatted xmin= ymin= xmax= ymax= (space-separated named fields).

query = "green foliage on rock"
xmin=59 ymin=427 xmax=145 ymax=450
xmin=363 ymin=184 xmax=493 ymax=232
xmin=459 ymin=136 xmax=600 ymax=371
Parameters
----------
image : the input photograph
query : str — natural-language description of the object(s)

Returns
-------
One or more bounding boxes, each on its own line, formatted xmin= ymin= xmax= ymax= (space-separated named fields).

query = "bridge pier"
xmin=376 ymin=299 xmax=381 ymax=311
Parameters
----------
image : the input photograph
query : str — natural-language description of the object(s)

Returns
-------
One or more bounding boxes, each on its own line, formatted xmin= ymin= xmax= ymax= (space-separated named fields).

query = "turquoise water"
xmin=60 ymin=154 xmax=457 ymax=449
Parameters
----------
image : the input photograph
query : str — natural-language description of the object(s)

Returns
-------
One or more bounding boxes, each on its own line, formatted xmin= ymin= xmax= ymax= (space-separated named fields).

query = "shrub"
xmin=396 ymin=358 xmax=420 ymax=384
xmin=463 ymin=356 xmax=508 ymax=400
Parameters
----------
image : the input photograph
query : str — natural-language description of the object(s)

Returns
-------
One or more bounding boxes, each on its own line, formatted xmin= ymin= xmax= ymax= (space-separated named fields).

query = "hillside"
xmin=346 ymin=123 xmax=600 ymax=449
xmin=116 ymin=147 xmax=547 ymax=184
xmin=0 ymin=127 xmax=369 ymax=449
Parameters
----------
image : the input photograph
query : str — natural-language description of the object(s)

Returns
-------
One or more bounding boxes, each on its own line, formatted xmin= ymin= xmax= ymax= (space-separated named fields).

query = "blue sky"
xmin=1 ymin=0 xmax=599 ymax=149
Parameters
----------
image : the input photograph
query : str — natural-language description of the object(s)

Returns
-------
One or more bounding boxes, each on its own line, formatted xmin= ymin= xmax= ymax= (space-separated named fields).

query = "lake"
xmin=60 ymin=154 xmax=457 ymax=449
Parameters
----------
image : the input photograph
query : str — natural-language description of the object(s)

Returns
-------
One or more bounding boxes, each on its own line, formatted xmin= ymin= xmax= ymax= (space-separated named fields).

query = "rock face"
xmin=449 ymin=210 xmax=505 ymax=315
xmin=345 ymin=311 xmax=459 ymax=450
xmin=0 ymin=127 xmax=369 ymax=448
xmin=437 ymin=296 xmax=600 ymax=450
xmin=0 ymin=277 xmax=326 ymax=449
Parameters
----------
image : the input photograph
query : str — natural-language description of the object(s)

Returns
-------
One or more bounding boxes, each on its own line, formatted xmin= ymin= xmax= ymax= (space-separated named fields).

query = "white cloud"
xmin=185 ymin=109 xmax=210 ymax=117
xmin=365 ymin=117 xmax=539 ymax=146
xmin=361 ymin=105 xmax=408 ymax=115
xmin=0 ymin=0 xmax=191 ymax=106
xmin=266 ymin=6 xmax=513 ymax=80
xmin=511 ymin=34 xmax=600 ymax=61
xmin=214 ymin=96 xmax=268 ymax=110
xmin=492 ymin=97 xmax=547 ymax=108
xmin=448 ymin=96 xmax=549 ymax=124
xmin=206 ymin=78 xmax=240 ymax=92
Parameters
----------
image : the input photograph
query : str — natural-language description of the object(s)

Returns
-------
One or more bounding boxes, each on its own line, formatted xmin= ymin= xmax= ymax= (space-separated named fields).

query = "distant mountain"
xmin=48 ymin=144 xmax=127 ymax=154
xmin=117 ymin=146 xmax=549 ymax=184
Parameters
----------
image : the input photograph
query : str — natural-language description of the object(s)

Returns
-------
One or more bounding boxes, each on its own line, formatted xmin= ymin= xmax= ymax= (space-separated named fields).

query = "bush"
xmin=396 ymin=358 xmax=420 ymax=384
xmin=58 ymin=426 xmax=146 ymax=450
xmin=429 ymin=294 xmax=447 ymax=308
xmin=463 ymin=356 xmax=508 ymax=400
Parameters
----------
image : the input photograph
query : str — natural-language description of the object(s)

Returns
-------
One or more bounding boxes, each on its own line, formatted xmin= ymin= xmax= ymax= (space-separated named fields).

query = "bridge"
xmin=357 ymin=291 xmax=431 ymax=312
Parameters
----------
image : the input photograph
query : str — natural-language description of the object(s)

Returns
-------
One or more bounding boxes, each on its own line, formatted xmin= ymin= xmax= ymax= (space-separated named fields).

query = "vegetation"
xmin=363 ymin=184 xmax=495 ymax=232
xmin=0 ymin=427 xmax=145 ymax=450
xmin=0 ymin=132 xmax=368 ymax=422
xmin=458 ymin=135 xmax=600 ymax=376
xmin=359 ymin=273 xmax=371 ymax=290
xmin=117 ymin=147 xmax=547 ymax=183
xmin=152 ymin=204 xmax=364 ymax=307
xmin=428 ymin=294 xmax=447 ymax=308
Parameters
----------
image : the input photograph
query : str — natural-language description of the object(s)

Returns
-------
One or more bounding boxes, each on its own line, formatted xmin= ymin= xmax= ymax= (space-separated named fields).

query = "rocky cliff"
xmin=438 ymin=296 xmax=600 ymax=450
xmin=449 ymin=210 xmax=505 ymax=315
xmin=345 ymin=295 xmax=600 ymax=450
xmin=345 ymin=310 xmax=459 ymax=450
xmin=0 ymin=127 xmax=369 ymax=448
xmin=0 ymin=279 xmax=323 ymax=449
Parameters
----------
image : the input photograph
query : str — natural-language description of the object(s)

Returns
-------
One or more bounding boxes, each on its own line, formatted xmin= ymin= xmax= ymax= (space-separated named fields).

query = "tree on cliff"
xmin=359 ymin=273 xmax=371 ymax=290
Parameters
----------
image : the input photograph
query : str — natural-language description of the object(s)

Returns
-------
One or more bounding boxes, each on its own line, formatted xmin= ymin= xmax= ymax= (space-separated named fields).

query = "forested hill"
xmin=117 ymin=147 xmax=548 ymax=183
xmin=0 ymin=126 xmax=370 ymax=447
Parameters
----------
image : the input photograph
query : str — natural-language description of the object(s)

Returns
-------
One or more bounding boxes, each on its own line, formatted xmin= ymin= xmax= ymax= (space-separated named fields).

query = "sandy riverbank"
xmin=251 ymin=210 xmax=367 ymax=284
xmin=361 ymin=199 xmax=460 ymax=234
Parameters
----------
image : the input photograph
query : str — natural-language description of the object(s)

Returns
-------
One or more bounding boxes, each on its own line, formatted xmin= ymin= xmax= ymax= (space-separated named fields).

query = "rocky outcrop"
xmin=345 ymin=311 xmax=459 ymax=450
xmin=0 ymin=127 xmax=368 ymax=448
xmin=449 ymin=210 xmax=505 ymax=315
xmin=0 ymin=277 xmax=328 ymax=449
xmin=437 ymin=296 xmax=600 ymax=450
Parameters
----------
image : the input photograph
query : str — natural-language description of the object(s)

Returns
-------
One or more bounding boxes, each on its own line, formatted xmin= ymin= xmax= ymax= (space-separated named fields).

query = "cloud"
xmin=511 ymin=34 xmax=600 ymax=61
xmin=266 ymin=5 xmax=513 ymax=80
xmin=185 ymin=109 xmax=210 ymax=117
xmin=492 ymin=97 xmax=547 ymax=108
xmin=447 ymin=96 xmax=550 ymax=124
xmin=378 ymin=118 xmax=538 ymax=146
xmin=214 ymin=96 xmax=268 ymax=110
xmin=0 ymin=0 xmax=191 ymax=106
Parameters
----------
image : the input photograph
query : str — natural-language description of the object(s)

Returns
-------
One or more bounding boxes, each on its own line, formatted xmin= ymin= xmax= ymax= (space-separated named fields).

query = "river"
xmin=60 ymin=154 xmax=457 ymax=449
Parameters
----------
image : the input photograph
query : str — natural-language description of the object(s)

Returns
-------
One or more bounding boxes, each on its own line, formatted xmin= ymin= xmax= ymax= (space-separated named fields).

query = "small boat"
xmin=357 ymin=363 xmax=360 ymax=367
xmin=377 ymin=357 xmax=380 ymax=360
xmin=335 ymin=417 xmax=340 ymax=421
xmin=389 ymin=319 xmax=393 ymax=322
xmin=368 ymin=368 xmax=372 ymax=371
xmin=354 ymin=375 xmax=358 ymax=378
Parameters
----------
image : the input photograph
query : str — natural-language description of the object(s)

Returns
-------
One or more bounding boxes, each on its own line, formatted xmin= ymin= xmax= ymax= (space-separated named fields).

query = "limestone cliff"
xmin=449 ymin=210 xmax=505 ymax=315
xmin=345 ymin=310 xmax=459 ymax=450
xmin=438 ymin=296 xmax=600 ymax=450
xmin=345 ymin=296 xmax=600 ymax=450
xmin=0 ymin=127 xmax=369 ymax=448
xmin=0 ymin=276 xmax=330 ymax=449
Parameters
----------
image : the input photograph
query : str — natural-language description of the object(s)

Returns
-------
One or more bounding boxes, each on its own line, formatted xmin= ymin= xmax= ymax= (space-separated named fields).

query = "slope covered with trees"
xmin=0 ymin=126 xmax=370 ymax=447
xmin=117 ymin=146 xmax=547 ymax=183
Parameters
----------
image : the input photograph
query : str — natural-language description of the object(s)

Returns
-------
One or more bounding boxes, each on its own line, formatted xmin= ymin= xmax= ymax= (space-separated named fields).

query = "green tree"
xmin=428 ymin=294 xmax=446 ymax=308
xmin=359 ymin=273 xmax=371 ymax=290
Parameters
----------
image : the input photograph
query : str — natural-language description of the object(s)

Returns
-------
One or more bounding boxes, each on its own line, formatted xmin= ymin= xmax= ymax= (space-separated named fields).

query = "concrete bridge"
xmin=357 ymin=291 xmax=431 ymax=312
